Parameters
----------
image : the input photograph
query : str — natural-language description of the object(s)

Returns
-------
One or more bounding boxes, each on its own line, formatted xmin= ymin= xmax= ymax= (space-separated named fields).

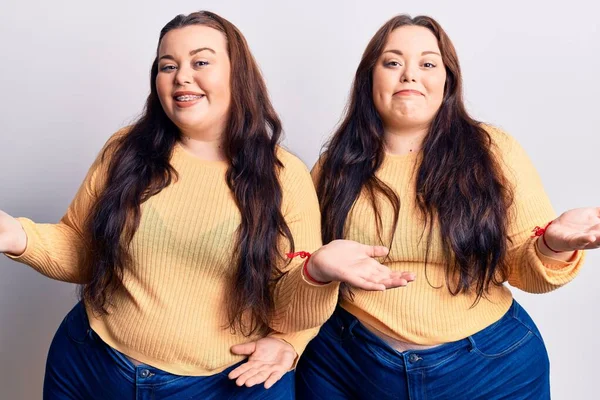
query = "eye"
xmin=423 ymin=62 xmax=436 ymax=68
xmin=160 ymin=65 xmax=177 ymax=72
xmin=385 ymin=61 xmax=402 ymax=67
xmin=194 ymin=61 xmax=209 ymax=67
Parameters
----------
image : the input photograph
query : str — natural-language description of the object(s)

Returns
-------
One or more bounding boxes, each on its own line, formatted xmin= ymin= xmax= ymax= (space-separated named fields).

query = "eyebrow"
xmin=383 ymin=50 xmax=441 ymax=56
xmin=159 ymin=47 xmax=216 ymax=61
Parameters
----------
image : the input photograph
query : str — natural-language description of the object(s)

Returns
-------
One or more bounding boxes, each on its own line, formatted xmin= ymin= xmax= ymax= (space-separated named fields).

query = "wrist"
xmin=286 ymin=250 xmax=331 ymax=285
xmin=6 ymin=224 xmax=27 ymax=256
xmin=533 ymin=221 xmax=568 ymax=253
xmin=532 ymin=220 xmax=576 ymax=262
xmin=536 ymin=235 xmax=576 ymax=261
xmin=304 ymin=252 xmax=331 ymax=284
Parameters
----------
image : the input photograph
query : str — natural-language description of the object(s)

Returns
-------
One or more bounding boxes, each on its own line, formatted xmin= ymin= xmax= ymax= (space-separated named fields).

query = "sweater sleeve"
xmin=269 ymin=149 xmax=339 ymax=333
xmin=5 ymin=130 xmax=124 ymax=283
xmin=486 ymin=125 xmax=585 ymax=293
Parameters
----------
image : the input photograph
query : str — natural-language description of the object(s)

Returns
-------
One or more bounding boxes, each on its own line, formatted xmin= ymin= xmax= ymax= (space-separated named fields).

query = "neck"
xmin=179 ymin=123 xmax=227 ymax=162
xmin=383 ymin=124 xmax=429 ymax=156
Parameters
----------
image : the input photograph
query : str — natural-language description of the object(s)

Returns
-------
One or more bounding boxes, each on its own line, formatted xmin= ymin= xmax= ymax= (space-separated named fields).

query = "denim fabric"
xmin=296 ymin=301 xmax=550 ymax=400
xmin=43 ymin=301 xmax=295 ymax=399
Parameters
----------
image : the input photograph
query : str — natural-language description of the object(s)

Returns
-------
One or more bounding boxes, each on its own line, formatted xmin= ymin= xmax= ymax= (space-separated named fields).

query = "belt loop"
xmin=467 ymin=336 xmax=477 ymax=352
xmin=347 ymin=319 xmax=359 ymax=338
xmin=336 ymin=308 xmax=359 ymax=340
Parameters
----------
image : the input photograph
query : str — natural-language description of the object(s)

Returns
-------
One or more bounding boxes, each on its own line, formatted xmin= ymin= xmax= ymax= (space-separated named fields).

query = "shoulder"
xmin=276 ymin=146 xmax=312 ymax=181
xmin=275 ymin=147 xmax=319 ymax=211
xmin=479 ymin=123 xmax=518 ymax=151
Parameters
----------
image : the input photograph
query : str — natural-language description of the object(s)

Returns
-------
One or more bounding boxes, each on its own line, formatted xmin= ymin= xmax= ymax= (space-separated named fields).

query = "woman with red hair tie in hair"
xmin=296 ymin=14 xmax=599 ymax=400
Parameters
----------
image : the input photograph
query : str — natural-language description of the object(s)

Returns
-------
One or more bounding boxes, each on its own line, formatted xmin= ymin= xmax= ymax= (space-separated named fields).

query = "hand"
xmin=229 ymin=337 xmax=296 ymax=389
xmin=543 ymin=207 xmax=600 ymax=252
xmin=0 ymin=210 xmax=27 ymax=256
xmin=308 ymin=239 xmax=416 ymax=291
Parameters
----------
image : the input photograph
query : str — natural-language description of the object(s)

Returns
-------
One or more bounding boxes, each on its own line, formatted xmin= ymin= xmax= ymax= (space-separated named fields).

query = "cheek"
xmin=206 ymin=76 xmax=231 ymax=111
xmin=373 ymin=69 xmax=396 ymax=94
xmin=425 ymin=77 xmax=446 ymax=106
xmin=155 ymin=76 xmax=172 ymax=105
xmin=372 ymin=72 xmax=393 ymax=110
xmin=202 ymin=72 xmax=229 ymax=98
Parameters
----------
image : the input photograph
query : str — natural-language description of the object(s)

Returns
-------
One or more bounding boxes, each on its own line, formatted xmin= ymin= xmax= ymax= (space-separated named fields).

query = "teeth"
xmin=175 ymin=95 xmax=203 ymax=101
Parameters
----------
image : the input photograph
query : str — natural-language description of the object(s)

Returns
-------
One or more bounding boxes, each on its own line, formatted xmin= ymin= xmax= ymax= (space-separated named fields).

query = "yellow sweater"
xmin=9 ymin=130 xmax=339 ymax=376
xmin=313 ymin=125 xmax=585 ymax=345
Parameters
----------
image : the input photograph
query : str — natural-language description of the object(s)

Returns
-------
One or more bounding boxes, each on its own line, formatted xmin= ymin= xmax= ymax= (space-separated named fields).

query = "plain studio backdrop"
xmin=0 ymin=0 xmax=598 ymax=398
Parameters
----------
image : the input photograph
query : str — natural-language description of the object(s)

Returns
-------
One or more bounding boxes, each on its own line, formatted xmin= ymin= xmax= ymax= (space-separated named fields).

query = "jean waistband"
xmin=333 ymin=300 xmax=519 ymax=370
xmin=68 ymin=301 xmax=192 ymax=381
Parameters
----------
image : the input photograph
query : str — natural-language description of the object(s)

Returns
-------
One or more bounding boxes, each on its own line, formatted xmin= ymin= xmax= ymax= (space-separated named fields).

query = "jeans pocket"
xmin=361 ymin=339 xmax=404 ymax=369
xmin=65 ymin=302 xmax=92 ymax=345
xmin=470 ymin=315 xmax=535 ymax=359
xmin=102 ymin=342 xmax=138 ymax=371
xmin=320 ymin=314 xmax=344 ymax=342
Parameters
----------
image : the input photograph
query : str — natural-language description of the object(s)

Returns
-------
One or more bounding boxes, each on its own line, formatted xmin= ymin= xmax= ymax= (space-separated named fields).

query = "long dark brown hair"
xmin=82 ymin=11 xmax=293 ymax=336
xmin=317 ymin=15 xmax=513 ymax=301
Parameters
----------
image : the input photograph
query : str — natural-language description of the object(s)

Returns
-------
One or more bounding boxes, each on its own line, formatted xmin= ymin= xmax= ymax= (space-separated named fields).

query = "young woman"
xmin=296 ymin=14 xmax=599 ymax=400
xmin=0 ymin=11 xmax=413 ymax=399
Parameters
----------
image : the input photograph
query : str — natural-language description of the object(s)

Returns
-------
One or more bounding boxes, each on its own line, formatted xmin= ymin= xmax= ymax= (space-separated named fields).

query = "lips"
xmin=172 ymin=91 xmax=205 ymax=108
xmin=394 ymin=89 xmax=424 ymax=96
xmin=173 ymin=91 xmax=205 ymax=102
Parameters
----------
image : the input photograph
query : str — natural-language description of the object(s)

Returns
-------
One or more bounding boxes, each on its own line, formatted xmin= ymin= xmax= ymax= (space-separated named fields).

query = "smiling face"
xmin=372 ymin=25 xmax=447 ymax=132
xmin=155 ymin=25 xmax=232 ymax=137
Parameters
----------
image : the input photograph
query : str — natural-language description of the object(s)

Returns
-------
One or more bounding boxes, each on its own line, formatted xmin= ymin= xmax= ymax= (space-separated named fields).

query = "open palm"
xmin=545 ymin=207 xmax=600 ymax=251
xmin=228 ymin=337 xmax=296 ymax=389
xmin=309 ymin=239 xmax=416 ymax=291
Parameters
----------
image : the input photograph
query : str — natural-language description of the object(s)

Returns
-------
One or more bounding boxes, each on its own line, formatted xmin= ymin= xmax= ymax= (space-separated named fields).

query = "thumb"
xmin=363 ymin=244 xmax=389 ymax=258
xmin=231 ymin=341 xmax=257 ymax=356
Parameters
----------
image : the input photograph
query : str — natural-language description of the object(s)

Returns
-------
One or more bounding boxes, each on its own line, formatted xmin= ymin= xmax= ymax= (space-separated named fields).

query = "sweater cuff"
xmin=534 ymin=238 xmax=583 ymax=270
xmin=269 ymin=327 xmax=320 ymax=369
xmin=272 ymin=265 xmax=339 ymax=332
xmin=528 ymin=238 xmax=584 ymax=285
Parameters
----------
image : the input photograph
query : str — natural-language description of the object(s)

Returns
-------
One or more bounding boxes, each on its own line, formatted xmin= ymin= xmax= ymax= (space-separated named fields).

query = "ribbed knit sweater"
xmin=9 ymin=130 xmax=339 ymax=375
xmin=313 ymin=125 xmax=584 ymax=344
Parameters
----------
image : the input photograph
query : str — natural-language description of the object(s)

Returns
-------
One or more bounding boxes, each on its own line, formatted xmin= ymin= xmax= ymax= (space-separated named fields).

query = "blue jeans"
xmin=43 ymin=301 xmax=295 ymax=399
xmin=296 ymin=301 xmax=550 ymax=399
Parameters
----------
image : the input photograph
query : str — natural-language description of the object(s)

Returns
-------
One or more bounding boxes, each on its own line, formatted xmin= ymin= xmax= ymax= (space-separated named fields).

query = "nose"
xmin=400 ymin=62 xmax=418 ymax=83
xmin=174 ymin=66 xmax=192 ymax=86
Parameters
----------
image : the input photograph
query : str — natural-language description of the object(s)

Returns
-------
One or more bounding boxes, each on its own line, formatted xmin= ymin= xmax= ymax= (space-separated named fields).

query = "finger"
xmin=583 ymin=235 xmax=600 ymax=250
xmin=347 ymin=276 xmax=386 ymax=291
xmin=361 ymin=259 xmax=391 ymax=274
xmin=381 ymin=278 xmax=408 ymax=289
xmin=570 ymin=234 xmax=596 ymax=249
xmin=228 ymin=361 xmax=257 ymax=380
xmin=586 ymin=228 xmax=600 ymax=240
xmin=373 ymin=263 xmax=393 ymax=275
xmin=230 ymin=342 xmax=257 ymax=356
xmin=391 ymin=271 xmax=416 ymax=281
xmin=245 ymin=370 xmax=272 ymax=387
xmin=380 ymin=271 xmax=417 ymax=288
xmin=235 ymin=367 xmax=263 ymax=387
xmin=363 ymin=244 xmax=389 ymax=258
xmin=359 ymin=265 xmax=392 ymax=283
xmin=371 ymin=267 xmax=416 ymax=284
xmin=264 ymin=371 xmax=285 ymax=389
xmin=366 ymin=268 xmax=391 ymax=283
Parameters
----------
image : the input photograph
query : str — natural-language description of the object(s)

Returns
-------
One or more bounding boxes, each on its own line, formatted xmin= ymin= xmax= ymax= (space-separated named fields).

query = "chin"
xmin=173 ymin=115 xmax=207 ymax=128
